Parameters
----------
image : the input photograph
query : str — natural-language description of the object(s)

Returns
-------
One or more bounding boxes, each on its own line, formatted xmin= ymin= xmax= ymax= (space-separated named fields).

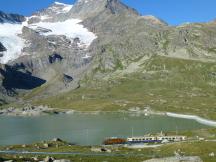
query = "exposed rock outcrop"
xmin=0 ymin=42 xmax=6 ymax=52
xmin=0 ymin=10 xmax=25 ymax=23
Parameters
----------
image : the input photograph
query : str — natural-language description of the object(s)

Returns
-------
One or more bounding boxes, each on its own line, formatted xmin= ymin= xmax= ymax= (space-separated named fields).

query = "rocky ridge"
xmin=0 ymin=11 xmax=25 ymax=23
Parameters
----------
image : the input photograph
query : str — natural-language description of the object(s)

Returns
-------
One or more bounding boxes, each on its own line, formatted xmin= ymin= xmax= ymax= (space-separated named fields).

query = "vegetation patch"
xmin=13 ymin=56 xmax=216 ymax=120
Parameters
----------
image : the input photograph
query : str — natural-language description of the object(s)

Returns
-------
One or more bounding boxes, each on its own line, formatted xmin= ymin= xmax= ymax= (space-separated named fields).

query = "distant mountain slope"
xmin=0 ymin=11 xmax=25 ymax=23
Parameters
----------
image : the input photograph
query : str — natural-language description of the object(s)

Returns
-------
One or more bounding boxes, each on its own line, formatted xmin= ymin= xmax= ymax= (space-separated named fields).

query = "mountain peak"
xmin=50 ymin=1 xmax=73 ymax=13
xmin=28 ymin=1 xmax=73 ymax=23
xmin=68 ymin=0 xmax=139 ymax=19
xmin=105 ymin=0 xmax=139 ymax=15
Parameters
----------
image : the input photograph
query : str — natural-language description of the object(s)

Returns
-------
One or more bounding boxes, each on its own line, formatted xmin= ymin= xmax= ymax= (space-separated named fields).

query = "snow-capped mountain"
xmin=0 ymin=1 xmax=97 ymax=64
xmin=28 ymin=1 xmax=73 ymax=23
xmin=0 ymin=0 xmax=215 ymax=107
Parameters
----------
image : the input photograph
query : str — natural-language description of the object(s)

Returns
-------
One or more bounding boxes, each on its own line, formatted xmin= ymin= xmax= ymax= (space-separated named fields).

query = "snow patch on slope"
xmin=78 ymin=0 xmax=94 ymax=3
xmin=50 ymin=2 xmax=73 ymax=14
xmin=54 ymin=1 xmax=67 ymax=5
xmin=28 ymin=19 xmax=97 ymax=47
xmin=167 ymin=112 xmax=216 ymax=127
xmin=0 ymin=23 xmax=25 ymax=64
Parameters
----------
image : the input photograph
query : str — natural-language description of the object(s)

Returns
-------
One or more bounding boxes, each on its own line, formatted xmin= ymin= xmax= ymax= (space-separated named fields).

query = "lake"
xmin=0 ymin=113 xmax=209 ymax=146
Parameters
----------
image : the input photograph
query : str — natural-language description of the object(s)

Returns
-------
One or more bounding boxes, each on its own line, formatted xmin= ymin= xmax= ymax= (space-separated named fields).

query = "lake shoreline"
xmin=0 ymin=106 xmax=216 ymax=127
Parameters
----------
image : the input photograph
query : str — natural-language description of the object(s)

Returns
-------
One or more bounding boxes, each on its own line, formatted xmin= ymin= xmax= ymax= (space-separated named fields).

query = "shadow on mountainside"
xmin=0 ymin=65 xmax=46 ymax=90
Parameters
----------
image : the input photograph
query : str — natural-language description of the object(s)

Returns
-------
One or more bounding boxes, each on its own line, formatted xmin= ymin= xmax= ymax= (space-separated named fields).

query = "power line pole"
xmin=176 ymin=126 xmax=178 ymax=135
xmin=86 ymin=129 xmax=89 ymax=145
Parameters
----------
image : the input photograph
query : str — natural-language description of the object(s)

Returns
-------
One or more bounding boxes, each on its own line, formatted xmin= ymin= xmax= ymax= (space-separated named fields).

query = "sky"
xmin=0 ymin=0 xmax=215 ymax=25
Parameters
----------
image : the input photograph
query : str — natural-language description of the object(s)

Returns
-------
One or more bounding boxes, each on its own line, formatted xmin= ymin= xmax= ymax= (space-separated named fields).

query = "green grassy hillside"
xmin=27 ymin=56 xmax=216 ymax=119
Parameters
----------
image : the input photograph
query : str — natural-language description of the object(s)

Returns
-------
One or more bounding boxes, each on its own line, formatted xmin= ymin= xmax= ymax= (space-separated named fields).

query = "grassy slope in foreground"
xmin=27 ymin=56 xmax=216 ymax=119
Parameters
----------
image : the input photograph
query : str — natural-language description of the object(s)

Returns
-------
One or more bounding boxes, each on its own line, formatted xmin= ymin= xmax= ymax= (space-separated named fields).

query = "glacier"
xmin=0 ymin=23 xmax=25 ymax=64
xmin=28 ymin=19 xmax=97 ymax=48
xmin=0 ymin=2 xmax=97 ymax=64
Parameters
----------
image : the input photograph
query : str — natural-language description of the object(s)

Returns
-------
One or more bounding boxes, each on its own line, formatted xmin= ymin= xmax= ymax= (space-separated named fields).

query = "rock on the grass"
xmin=53 ymin=160 xmax=71 ymax=162
xmin=44 ymin=156 xmax=54 ymax=162
xmin=32 ymin=157 xmax=39 ymax=161
xmin=209 ymin=152 xmax=215 ymax=157
xmin=143 ymin=156 xmax=203 ymax=162
xmin=52 ymin=138 xmax=63 ymax=142
xmin=43 ymin=143 xmax=50 ymax=148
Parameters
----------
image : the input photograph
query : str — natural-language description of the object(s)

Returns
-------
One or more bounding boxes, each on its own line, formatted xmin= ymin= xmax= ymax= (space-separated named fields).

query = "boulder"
xmin=52 ymin=138 xmax=63 ymax=142
xmin=44 ymin=156 xmax=54 ymax=162
xmin=43 ymin=143 xmax=50 ymax=148
xmin=53 ymin=160 xmax=71 ymax=162
xmin=22 ymin=144 xmax=26 ymax=148
xmin=32 ymin=157 xmax=39 ymax=161
xmin=209 ymin=152 xmax=215 ymax=157
xmin=143 ymin=156 xmax=203 ymax=162
xmin=91 ymin=147 xmax=101 ymax=152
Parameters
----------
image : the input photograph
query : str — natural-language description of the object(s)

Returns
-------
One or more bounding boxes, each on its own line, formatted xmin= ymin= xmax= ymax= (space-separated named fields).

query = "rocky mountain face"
xmin=0 ymin=11 xmax=25 ymax=23
xmin=0 ymin=42 xmax=6 ymax=52
xmin=0 ymin=0 xmax=215 ymax=108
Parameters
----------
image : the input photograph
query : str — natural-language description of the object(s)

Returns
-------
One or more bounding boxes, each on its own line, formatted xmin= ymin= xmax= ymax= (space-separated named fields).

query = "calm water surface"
xmin=0 ymin=113 xmax=209 ymax=146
